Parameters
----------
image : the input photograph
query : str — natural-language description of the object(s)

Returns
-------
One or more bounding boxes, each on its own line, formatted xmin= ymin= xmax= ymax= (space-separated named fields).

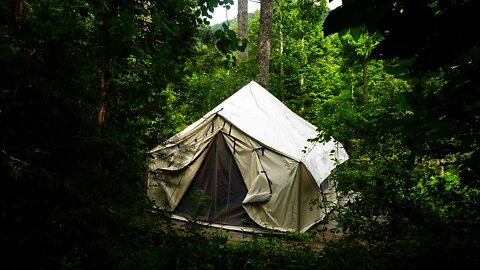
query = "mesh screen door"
xmin=173 ymin=133 xmax=249 ymax=226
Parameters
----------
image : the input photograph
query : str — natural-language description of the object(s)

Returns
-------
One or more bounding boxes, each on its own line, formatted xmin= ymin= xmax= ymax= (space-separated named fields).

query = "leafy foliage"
xmin=0 ymin=0 xmax=225 ymax=267
xmin=319 ymin=0 xmax=480 ymax=267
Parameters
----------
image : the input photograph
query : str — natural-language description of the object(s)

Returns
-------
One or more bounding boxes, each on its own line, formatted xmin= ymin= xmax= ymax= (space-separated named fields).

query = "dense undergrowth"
xmin=7 ymin=205 xmax=473 ymax=270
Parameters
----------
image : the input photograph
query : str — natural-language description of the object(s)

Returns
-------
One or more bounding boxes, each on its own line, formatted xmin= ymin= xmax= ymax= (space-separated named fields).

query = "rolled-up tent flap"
xmin=242 ymin=192 xmax=272 ymax=204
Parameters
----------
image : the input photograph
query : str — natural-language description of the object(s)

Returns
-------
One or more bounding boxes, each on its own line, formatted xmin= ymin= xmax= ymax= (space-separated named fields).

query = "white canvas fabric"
xmin=147 ymin=81 xmax=348 ymax=232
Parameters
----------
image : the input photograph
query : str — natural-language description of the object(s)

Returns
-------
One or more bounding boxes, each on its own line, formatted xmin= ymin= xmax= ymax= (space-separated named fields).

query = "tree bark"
xmin=299 ymin=0 xmax=305 ymax=89
xmin=97 ymin=55 xmax=109 ymax=133
xmin=238 ymin=0 xmax=248 ymax=59
xmin=279 ymin=0 xmax=285 ymax=101
xmin=96 ymin=1 xmax=112 ymax=133
xmin=256 ymin=0 xmax=274 ymax=88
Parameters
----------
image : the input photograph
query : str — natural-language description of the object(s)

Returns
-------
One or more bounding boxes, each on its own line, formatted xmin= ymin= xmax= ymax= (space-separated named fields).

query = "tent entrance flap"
xmin=173 ymin=133 xmax=249 ymax=226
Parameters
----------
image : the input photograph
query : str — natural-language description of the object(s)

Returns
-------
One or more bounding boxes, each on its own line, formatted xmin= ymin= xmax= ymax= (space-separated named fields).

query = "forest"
xmin=1 ymin=0 xmax=479 ymax=269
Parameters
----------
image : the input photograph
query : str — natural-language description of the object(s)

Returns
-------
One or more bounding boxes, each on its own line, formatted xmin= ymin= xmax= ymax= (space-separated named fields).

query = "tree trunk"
xmin=96 ymin=2 xmax=112 ymax=133
xmin=299 ymin=0 xmax=305 ymax=89
xmin=238 ymin=0 xmax=248 ymax=59
xmin=97 ymin=55 xmax=109 ymax=133
xmin=256 ymin=0 xmax=274 ymax=88
xmin=279 ymin=0 xmax=285 ymax=101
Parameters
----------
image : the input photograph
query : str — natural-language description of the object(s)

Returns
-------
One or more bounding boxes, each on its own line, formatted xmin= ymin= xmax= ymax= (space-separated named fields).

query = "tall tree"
xmin=278 ymin=0 xmax=285 ymax=100
xmin=238 ymin=0 xmax=248 ymax=59
xmin=256 ymin=0 xmax=274 ymax=88
xmin=337 ymin=28 xmax=380 ymax=108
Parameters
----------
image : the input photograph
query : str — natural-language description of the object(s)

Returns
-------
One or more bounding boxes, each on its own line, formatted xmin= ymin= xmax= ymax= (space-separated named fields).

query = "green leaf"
xmin=214 ymin=29 xmax=224 ymax=39
xmin=200 ymin=5 xmax=208 ymax=15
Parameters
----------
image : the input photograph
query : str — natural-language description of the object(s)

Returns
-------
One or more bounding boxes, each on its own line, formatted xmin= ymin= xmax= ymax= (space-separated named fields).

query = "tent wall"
xmin=299 ymin=163 xmax=326 ymax=232
xmin=223 ymin=121 xmax=330 ymax=232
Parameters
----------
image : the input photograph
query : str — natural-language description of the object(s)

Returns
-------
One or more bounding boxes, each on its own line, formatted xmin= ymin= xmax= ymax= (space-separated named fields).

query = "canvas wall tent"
xmin=147 ymin=81 xmax=348 ymax=232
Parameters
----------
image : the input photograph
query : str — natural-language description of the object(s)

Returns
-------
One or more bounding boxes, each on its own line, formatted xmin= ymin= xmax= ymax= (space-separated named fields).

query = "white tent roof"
xmin=181 ymin=81 xmax=348 ymax=188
